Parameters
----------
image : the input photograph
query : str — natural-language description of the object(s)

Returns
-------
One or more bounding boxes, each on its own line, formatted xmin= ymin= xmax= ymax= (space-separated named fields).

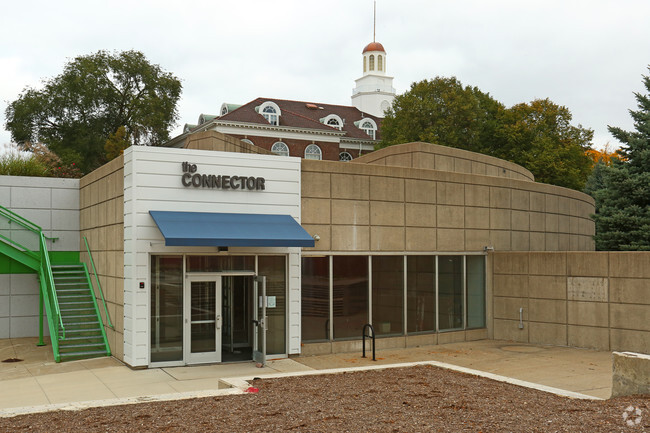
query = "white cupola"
xmin=351 ymin=41 xmax=396 ymax=118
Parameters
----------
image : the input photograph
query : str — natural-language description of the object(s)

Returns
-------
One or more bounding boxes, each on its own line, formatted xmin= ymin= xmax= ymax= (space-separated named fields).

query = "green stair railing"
xmin=0 ymin=205 xmax=65 ymax=361
xmin=83 ymin=236 xmax=113 ymax=330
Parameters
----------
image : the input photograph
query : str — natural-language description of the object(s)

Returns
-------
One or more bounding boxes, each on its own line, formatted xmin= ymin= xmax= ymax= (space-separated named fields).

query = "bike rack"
xmin=362 ymin=323 xmax=376 ymax=361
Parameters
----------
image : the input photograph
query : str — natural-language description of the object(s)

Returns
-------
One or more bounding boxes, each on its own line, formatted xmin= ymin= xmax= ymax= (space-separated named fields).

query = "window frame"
xmin=304 ymin=144 xmax=322 ymax=160
xmin=271 ymin=141 xmax=290 ymax=157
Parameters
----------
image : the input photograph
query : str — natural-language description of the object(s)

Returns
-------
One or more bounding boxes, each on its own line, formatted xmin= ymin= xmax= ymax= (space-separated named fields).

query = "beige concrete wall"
xmin=79 ymin=156 xmax=125 ymax=361
xmin=301 ymin=158 xmax=595 ymax=253
xmin=355 ymin=142 xmax=535 ymax=182
xmin=183 ymin=130 xmax=273 ymax=155
xmin=491 ymin=252 xmax=650 ymax=354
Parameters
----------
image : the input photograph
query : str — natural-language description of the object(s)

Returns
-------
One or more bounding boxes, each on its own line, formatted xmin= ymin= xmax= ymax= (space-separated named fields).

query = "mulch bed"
xmin=1 ymin=365 xmax=648 ymax=432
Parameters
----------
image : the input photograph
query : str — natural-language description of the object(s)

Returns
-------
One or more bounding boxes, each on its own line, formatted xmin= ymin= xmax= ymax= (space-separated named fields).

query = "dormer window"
xmin=263 ymin=106 xmax=278 ymax=125
xmin=258 ymin=101 xmax=281 ymax=126
xmin=358 ymin=118 xmax=378 ymax=139
xmin=321 ymin=114 xmax=344 ymax=131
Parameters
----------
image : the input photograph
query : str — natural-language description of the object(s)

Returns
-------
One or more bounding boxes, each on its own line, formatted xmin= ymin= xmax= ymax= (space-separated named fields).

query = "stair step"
xmin=60 ymin=307 xmax=96 ymax=313
xmin=63 ymin=322 xmax=100 ymax=329
xmin=59 ymin=350 xmax=108 ymax=361
xmin=62 ymin=313 xmax=100 ymax=319
xmin=59 ymin=342 xmax=106 ymax=350
xmin=59 ymin=300 xmax=95 ymax=305
xmin=65 ymin=326 xmax=102 ymax=339
xmin=62 ymin=335 xmax=105 ymax=342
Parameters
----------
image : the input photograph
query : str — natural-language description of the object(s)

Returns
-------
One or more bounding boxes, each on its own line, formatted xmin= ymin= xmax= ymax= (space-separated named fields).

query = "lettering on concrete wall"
xmin=181 ymin=162 xmax=265 ymax=191
xmin=567 ymin=277 xmax=608 ymax=302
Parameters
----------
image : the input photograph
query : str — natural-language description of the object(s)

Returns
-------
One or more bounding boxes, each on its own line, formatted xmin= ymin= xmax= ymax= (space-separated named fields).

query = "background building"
xmin=166 ymin=41 xmax=396 ymax=162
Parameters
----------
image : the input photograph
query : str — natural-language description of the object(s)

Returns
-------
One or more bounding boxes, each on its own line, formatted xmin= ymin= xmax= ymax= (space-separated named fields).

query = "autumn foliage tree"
xmin=380 ymin=77 xmax=594 ymax=190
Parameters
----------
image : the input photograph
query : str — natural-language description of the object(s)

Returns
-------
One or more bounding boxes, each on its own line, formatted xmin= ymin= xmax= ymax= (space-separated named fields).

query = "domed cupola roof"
xmin=362 ymin=42 xmax=385 ymax=53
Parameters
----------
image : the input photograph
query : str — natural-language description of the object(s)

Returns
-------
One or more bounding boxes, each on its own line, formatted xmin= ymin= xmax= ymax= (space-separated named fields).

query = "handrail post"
xmin=84 ymin=236 xmax=113 ymax=329
xmin=362 ymin=323 xmax=376 ymax=361
xmin=37 ymin=289 xmax=45 ymax=346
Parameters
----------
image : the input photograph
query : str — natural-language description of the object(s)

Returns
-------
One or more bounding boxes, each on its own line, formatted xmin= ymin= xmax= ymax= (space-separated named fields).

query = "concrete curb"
xmin=0 ymin=388 xmax=242 ymax=418
xmin=0 ymin=359 xmax=602 ymax=418
xmin=224 ymin=360 xmax=604 ymax=401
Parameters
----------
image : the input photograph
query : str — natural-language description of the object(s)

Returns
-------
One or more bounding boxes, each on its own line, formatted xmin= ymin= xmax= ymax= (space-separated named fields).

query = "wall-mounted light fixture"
xmin=483 ymin=245 xmax=494 ymax=252
xmin=312 ymin=234 xmax=320 ymax=241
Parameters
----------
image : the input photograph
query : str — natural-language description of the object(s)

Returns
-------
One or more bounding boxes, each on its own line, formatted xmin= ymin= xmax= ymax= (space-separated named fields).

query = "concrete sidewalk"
xmin=0 ymin=337 xmax=613 ymax=415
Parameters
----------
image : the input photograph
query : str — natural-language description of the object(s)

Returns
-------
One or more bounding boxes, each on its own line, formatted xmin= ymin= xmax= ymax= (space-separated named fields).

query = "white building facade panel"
xmin=122 ymin=146 xmax=304 ymax=367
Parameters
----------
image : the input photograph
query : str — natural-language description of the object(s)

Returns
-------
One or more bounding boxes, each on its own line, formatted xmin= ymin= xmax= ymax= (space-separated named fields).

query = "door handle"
xmin=216 ymin=314 xmax=221 ymax=330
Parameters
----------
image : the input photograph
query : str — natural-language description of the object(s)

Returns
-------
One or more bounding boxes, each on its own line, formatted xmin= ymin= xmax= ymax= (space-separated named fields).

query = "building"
xmin=2 ymin=134 xmax=648 ymax=367
xmin=165 ymin=41 xmax=396 ymax=162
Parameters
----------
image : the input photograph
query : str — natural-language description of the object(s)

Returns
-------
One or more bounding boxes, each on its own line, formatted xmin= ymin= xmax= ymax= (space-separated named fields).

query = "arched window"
xmin=363 ymin=56 xmax=367 ymax=73
xmin=327 ymin=118 xmax=342 ymax=130
xmin=241 ymin=138 xmax=254 ymax=146
xmin=378 ymin=55 xmax=383 ymax=71
xmin=339 ymin=152 xmax=353 ymax=162
xmin=263 ymin=105 xmax=279 ymax=125
xmin=321 ymin=114 xmax=344 ymax=130
xmin=304 ymin=144 xmax=322 ymax=160
xmin=258 ymin=101 xmax=281 ymax=125
xmin=271 ymin=141 xmax=289 ymax=156
xmin=221 ymin=105 xmax=228 ymax=116
xmin=359 ymin=118 xmax=378 ymax=139
xmin=369 ymin=55 xmax=375 ymax=71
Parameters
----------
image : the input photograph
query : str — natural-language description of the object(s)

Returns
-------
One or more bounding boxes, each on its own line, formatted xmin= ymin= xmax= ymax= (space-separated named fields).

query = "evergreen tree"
xmin=589 ymin=66 xmax=650 ymax=250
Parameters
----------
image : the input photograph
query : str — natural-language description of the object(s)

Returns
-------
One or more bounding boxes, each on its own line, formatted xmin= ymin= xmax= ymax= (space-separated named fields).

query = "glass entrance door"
xmin=185 ymin=277 xmax=222 ymax=364
xmin=253 ymin=276 xmax=267 ymax=365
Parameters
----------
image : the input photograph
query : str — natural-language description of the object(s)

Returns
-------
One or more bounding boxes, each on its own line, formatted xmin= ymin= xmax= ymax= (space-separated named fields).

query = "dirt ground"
xmin=1 ymin=365 xmax=648 ymax=432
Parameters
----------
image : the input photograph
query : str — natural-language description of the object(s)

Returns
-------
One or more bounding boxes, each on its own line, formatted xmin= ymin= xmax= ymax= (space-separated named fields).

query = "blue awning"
xmin=149 ymin=211 xmax=315 ymax=248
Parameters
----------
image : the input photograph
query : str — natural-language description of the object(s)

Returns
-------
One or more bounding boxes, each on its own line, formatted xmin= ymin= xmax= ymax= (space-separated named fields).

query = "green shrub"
xmin=0 ymin=153 xmax=50 ymax=177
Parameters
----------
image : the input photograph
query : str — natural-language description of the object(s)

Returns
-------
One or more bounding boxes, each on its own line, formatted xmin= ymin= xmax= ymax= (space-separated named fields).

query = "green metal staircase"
xmin=0 ymin=206 xmax=111 ymax=362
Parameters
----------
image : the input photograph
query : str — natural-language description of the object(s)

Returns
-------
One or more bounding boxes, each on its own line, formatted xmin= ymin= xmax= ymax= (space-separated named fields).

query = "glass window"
xmin=438 ymin=256 xmax=464 ymax=331
xmin=466 ymin=256 xmax=486 ymax=329
xmin=372 ymin=256 xmax=404 ymax=337
xmin=271 ymin=141 xmax=289 ymax=156
xmin=151 ymin=256 xmax=183 ymax=363
xmin=304 ymin=144 xmax=322 ymax=160
xmin=333 ymin=256 xmax=368 ymax=340
xmin=361 ymin=121 xmax=376 ymax=139
xmin=327 ymin=117 xmax=341 ymax=130
xmin=186 ymin=255 xmax=255 ymax=272
xmin=378 ymin=55 xmax=383 ymax=71
xmin=363 ymin=56 xmax=366 ymax=72
xmin=262 ymin=105 xmax=279 ymax=125
xmin=339 ymin=152 xmax=353 ymax=162
xmin=241 ymin=138 xmax=254 ymax=146
xmin=259 ymin=256 xmax=286 ymax=355
xmin=369 ymin=54 xmax=375 ymax=71
xmin=301 ymin=256 xmax=330 ymax=341
xmin=407 ymin=256 xmax=436 ymax=333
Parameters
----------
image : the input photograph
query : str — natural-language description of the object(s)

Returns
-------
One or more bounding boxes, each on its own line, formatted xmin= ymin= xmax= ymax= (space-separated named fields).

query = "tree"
xmin=588 ymin=67 xmax=650 ymax=250
xmin=494 ymin=99 xmax=594 ymax=190
xmin=5 ymin=50 xmax=182 ymax=173
xmin=379 ymin=77 xmax=594 ymax=190
xmin=379 ymin=77 xmax=503 ymax=153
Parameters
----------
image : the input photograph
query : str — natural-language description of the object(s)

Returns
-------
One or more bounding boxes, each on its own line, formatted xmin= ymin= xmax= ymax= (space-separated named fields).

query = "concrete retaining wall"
xmin=491 ymin=252 xmax=650 ymax=354
xmin=0 ymin=176 xmax=79 ymax=338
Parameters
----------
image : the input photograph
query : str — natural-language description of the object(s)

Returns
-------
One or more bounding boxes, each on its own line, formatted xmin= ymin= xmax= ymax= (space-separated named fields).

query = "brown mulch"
xmin=1 ymin=365 xmax=648 ymax=432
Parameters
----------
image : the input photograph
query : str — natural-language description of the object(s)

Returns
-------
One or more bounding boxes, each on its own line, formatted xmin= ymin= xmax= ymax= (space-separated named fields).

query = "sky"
xmin=1 ymin=0 xmax=650 ymax=152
